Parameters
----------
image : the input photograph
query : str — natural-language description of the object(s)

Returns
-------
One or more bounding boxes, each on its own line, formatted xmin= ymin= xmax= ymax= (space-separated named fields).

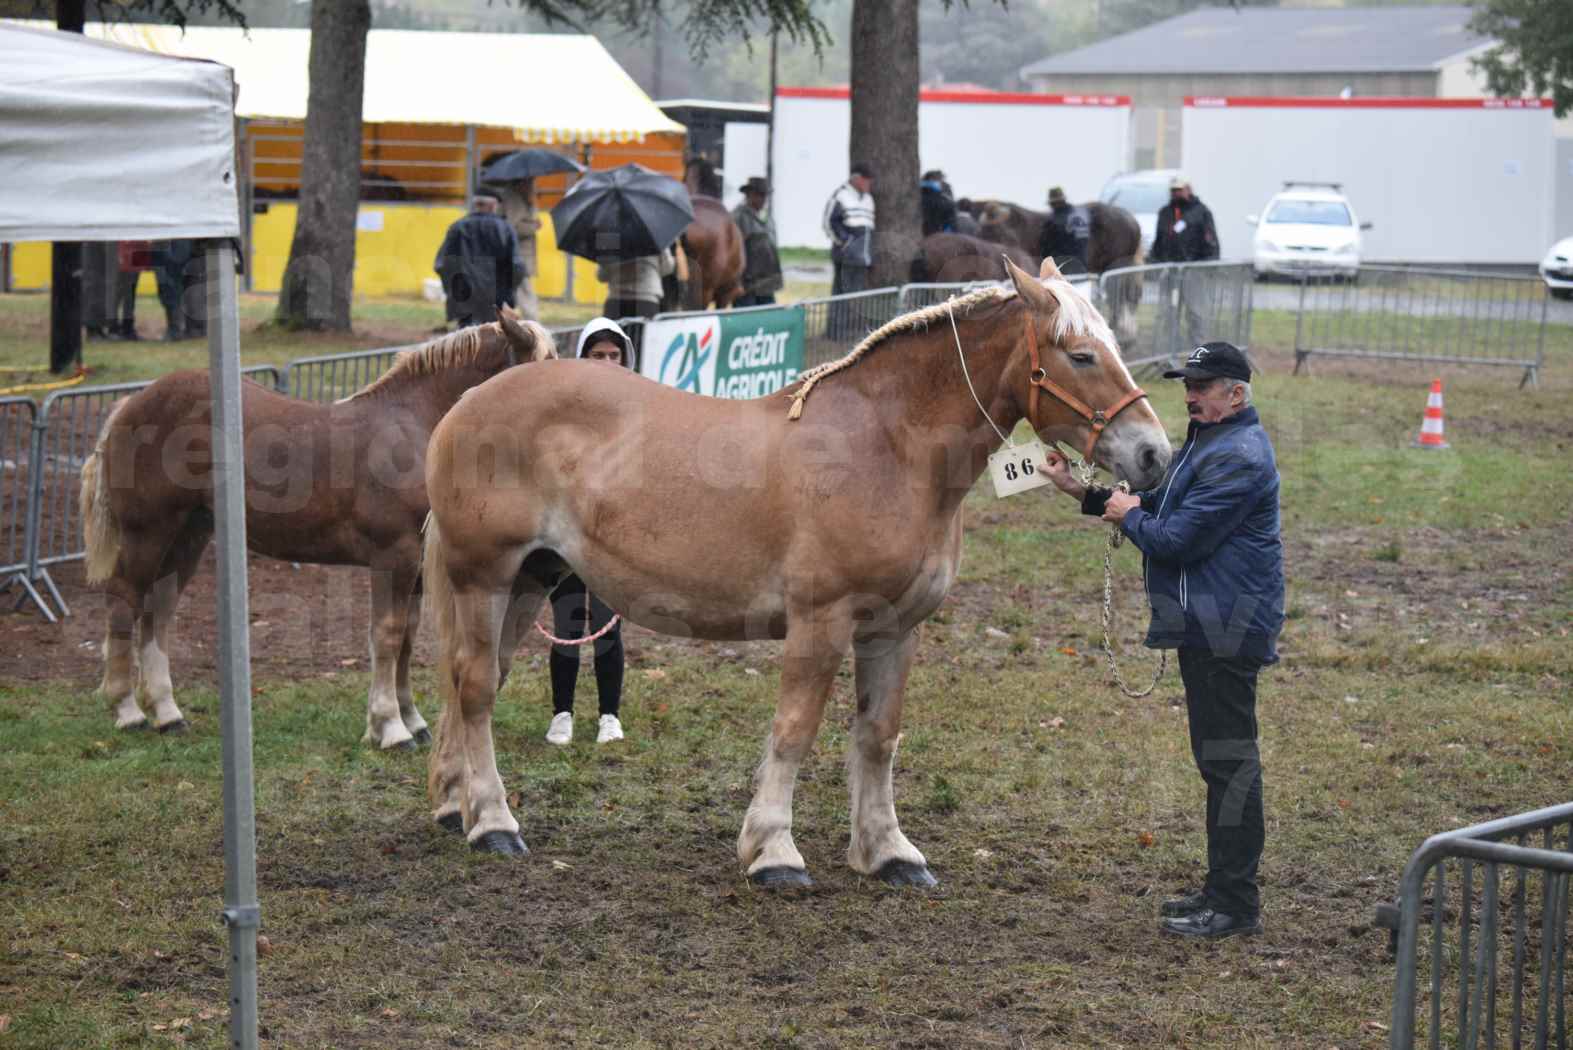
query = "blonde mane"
xmin=786 ymin=278 xmax=1116 ymax=420
xmin=339 ymin=324 xmax=495 ymax=403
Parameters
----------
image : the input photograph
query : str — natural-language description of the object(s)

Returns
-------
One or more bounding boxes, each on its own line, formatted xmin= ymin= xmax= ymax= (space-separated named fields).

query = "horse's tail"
xmin=420 ymin=511 xmax=460 ymax=800
xmin=80 ymin=396 xmax=132 ymax=584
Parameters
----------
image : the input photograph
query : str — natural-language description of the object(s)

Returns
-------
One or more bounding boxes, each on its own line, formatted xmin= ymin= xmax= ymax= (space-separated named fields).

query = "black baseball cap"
xmin=1163 ymin=341 xmax=1253 ymax=382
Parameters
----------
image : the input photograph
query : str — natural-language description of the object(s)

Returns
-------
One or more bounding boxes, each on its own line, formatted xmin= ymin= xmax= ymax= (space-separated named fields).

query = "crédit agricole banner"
xmin=640 ymin=306 xmax=805 ymax=398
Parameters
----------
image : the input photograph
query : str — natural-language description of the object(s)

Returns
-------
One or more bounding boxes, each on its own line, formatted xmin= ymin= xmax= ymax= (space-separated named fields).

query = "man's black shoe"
xmin=1160 ymin=890 xmax=1208 ymax=918
xmin=1159 ymin=908 xmax=1262 ymax=939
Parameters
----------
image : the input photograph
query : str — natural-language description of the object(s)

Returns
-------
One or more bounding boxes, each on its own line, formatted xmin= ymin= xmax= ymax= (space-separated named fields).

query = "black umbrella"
xmin=549 ymin=163 xmax=695 ymax=262
xmin=480 ymin=148 xmax=584 ymax=183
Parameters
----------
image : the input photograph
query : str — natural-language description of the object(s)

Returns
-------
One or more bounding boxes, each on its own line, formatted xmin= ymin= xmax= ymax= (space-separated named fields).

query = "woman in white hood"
xmin=544 ymin=319 xmax=633 ymax=745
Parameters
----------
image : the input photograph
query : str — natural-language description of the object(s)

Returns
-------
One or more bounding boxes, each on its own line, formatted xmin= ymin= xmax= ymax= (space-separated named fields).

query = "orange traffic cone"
xmin=1415 ymin=378 xmax=1449 ymax=449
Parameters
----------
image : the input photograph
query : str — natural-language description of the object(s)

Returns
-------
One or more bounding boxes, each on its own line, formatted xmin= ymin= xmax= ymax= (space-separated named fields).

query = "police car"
xmin=1538 ymin=236 xmax=1573 ymax=300
xmin=1247 ymin=181 xmax=1370 ymax=281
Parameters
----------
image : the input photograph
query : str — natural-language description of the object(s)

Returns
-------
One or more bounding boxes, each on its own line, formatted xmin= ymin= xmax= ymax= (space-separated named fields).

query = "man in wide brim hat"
xmin=733 ymin=176 xmax=782 ymax=307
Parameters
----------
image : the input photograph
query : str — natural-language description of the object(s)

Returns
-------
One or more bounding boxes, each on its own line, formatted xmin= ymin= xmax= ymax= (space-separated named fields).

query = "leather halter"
xmin=1024 ymin=314 xmax=1149 ymax=463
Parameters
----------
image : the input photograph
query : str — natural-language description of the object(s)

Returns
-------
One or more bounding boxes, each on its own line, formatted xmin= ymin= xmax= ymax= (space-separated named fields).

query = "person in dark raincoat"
xmin=433 ymin=195 xmax=525 ymax=328
xmin=920 ymin=169 xmax=958 ymax=236
xmin=1038 ymin=186 xmax=1091 ymax=272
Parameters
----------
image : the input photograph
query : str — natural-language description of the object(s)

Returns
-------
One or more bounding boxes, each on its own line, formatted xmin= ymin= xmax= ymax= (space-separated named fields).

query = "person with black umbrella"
xmin=550 ymin=163 xmax=695 ymax=323
xmin=481 ymin=150 xmax=583 ymax=321
xmin=596 ymin=245 xmax=675 ymax=321
xmin=432 ymin=194 xmax=525 ymax=329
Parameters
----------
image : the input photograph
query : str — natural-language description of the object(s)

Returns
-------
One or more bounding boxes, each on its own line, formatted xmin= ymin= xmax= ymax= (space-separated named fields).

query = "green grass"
xmin=1 ymin=288 xmax=1572 ymax=1048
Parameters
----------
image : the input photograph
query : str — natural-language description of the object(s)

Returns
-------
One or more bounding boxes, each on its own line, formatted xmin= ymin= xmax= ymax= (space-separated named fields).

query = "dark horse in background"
xmin=909 ymin=233 xmax=1037 ymax=284
xmin=956 ymin=197 xmax=1146 ymax=347
xmin=79 ymin=314 xmax=557 ymax=746
xmin=964 ymin=198 xmax=1144 ymax=275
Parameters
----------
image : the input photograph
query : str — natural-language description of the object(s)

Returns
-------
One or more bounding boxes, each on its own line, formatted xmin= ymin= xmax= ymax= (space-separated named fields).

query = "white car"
xmin=1099 ymin=168 xmax=1182 ymax=256
xmin=1248 ymin=183 xmax=1370 ymax=281
xmin=1538 ymin=236 xmax=1573 ymax=300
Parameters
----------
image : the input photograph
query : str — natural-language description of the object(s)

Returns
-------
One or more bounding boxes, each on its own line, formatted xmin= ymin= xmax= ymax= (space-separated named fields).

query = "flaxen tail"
xmin=80 ymin=398 xmax=131 ymax=584
xmin=420 ymin=512 xmax=461 ymax=804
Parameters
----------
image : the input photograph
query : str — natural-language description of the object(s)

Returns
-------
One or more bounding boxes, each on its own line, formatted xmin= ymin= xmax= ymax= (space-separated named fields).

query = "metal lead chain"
xmin=1098 ymin=478 xmax=1167 ymax=698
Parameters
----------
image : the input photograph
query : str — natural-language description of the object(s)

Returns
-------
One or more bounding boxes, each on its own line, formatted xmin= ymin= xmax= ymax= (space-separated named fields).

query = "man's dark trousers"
xmin=1178 ymin=646 xmax=1264 ymax=918
xmin=829 ymin=263 xmax=869 ymax=340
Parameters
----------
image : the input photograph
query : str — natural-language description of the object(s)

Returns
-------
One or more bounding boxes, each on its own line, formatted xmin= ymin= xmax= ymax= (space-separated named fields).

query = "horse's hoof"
xmin=750 ymin=866 xmax=813 ymax=890
xmin=876 ymin=860 xmax=938 ymax=888
xmin=155 ymin=719 xmax=189 ymax=735
xmin=412 ymin=727 xmax=433 ymax=747
xmin=436 ymin=811 xmax=464 ymax=834
xmin=388 ymin=738 xmax=418 ymax=752
xmin=470 ymin=831 xmax=528 ymax=856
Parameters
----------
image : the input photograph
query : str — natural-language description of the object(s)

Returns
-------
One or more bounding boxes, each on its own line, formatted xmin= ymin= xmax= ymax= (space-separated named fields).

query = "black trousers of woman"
xmin=548 ymin=574 xmax=623 ymax=717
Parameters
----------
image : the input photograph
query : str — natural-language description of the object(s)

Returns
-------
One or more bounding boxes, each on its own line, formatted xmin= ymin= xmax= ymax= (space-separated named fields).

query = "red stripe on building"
xmin=777 ymin=86 xmax=1129 ymax=106
xmin=1185 ymin=96 xmax=1553 ymax=110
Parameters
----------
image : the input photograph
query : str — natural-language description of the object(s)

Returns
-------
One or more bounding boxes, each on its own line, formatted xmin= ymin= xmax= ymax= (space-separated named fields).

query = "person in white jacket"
xmin=822 ymin=162 xmax=876 ymax=296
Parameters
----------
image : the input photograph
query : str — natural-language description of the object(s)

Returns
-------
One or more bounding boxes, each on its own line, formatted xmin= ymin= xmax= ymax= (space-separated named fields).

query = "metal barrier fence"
xmin=797 ymin=287 xmax=906 ymax=369
xmin=22 ymin=367 xmax=281 ymax=619
xmin=0 ymin=397 xmax=49 ymax=621
xmin=1388 ymin=802 xmax=1573 ymax=1050
xmin=1292 ymin=267 xmax=1547 ymax=387
xmin=1099 ymin=262 xmax=1256 ymax=372
xmin=0 ymin=259 xmax=1547 ymax=621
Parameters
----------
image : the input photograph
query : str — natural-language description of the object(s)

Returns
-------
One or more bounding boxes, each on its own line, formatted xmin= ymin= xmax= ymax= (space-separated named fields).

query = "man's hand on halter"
xmin=1042 ymin=450 xmax=1086 ymax=498
xmin=1102 ymin=491 xmax=1140 ymax=525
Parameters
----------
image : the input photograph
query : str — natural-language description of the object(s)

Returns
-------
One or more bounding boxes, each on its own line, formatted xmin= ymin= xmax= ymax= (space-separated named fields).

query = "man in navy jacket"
xmin=1044 ymin=341 xmax=1284 ymax=939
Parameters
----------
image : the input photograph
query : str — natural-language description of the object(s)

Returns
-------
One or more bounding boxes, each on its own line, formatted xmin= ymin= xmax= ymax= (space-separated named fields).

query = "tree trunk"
xmin=276 ymin=0 xmax=369 ymax=330
xmin=850 ymin=0 xmax=921 ymax=290
xmin=49 ymin=0 xmax=87 ymax=373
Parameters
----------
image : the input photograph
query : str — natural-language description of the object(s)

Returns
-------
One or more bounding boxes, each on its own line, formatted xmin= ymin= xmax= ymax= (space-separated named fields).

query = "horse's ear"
xmin=1038 ymin=254 xmax=1064 ymax=281
xmin=1004 ymin=254 xmax=1051 ymax=312
xmin=499 ymin=311 xmax=555 ymax=361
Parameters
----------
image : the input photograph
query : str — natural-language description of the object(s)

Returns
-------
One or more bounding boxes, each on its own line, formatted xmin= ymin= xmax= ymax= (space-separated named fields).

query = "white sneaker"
xmin=545 ymin=712 xmax=573 ymax=746
xmin=596 ymin=714 xmax=624 ymax=744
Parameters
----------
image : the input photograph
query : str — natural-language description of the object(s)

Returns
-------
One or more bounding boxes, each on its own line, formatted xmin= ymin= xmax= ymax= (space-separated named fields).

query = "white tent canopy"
xmin=52 ymin=22 xmax=685 ymax=144
xmin=0 ymin=21 xmax=240 ymax=241
xmin=0 ymin=22 xmax=257 ymax=1048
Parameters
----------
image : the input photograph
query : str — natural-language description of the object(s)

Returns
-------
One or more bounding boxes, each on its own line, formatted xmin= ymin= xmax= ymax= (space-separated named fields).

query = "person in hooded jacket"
xmin=1042 ymin=341 xmax=1284 ymax=940
xmin=919 ymin=169 xmax=958 ymax=236
xmin=543 ymin=318 xmax=632 ymax=746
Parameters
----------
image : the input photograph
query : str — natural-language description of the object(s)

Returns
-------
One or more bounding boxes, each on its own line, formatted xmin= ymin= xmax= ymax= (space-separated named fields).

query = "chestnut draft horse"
xmin=419 ymin=256 xmax=1171 ymax=886
xmin=680 ymin=196 xmax=745 ymax=310
xmin=78 ymin=314 xmax=556 ymax=746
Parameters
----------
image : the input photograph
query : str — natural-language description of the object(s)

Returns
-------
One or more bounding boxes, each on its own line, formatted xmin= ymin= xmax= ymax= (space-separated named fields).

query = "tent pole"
xmin=204 ymin=239 xmax=260 ymax=1050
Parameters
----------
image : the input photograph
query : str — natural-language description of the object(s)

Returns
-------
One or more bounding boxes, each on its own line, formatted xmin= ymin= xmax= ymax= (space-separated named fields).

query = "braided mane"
xmin=786 ymin=278 xmax=1115 ymax=420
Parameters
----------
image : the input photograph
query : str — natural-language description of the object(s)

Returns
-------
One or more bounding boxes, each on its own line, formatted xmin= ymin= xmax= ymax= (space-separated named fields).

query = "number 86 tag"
xmin=988 ymin=438 xmax=1052 ymax=498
